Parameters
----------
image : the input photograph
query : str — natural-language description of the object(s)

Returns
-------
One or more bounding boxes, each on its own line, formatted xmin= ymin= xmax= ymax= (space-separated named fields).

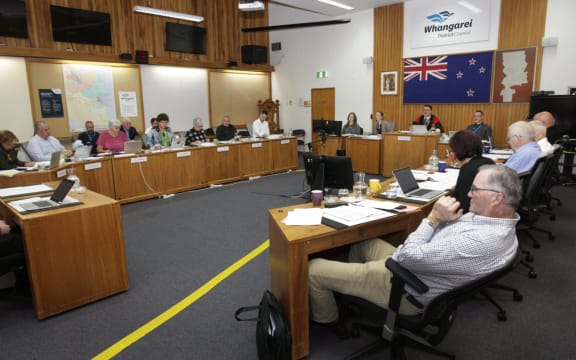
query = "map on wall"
xmin=62 ymin=64 xmax=116 ymax=131
xmin=492 ymin=47 xmax=536 ymax=103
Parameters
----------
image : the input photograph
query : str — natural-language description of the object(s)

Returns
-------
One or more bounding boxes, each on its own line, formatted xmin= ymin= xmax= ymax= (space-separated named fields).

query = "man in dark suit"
xmin=466 ymin=110 xmax=493 ymax=142
xmin=120 ymin=118 xmax=139 ymax=140
xmin=77 ymin=121 xmax=100 ymax=155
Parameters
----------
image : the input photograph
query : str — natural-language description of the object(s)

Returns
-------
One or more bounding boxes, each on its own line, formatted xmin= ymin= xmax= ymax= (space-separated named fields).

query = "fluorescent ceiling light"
xmin=457 ymin=1 xmax=483 ymax=14
xmin=133 ymin=5 xmax=204 ymax=23
xmin=317 ymin=0 xmax=354 ymax=11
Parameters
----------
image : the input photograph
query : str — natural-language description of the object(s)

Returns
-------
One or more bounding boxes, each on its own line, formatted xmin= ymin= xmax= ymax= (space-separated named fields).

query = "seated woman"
xmin=148 ymin=113 xmax=174 ymax=148
xmin=96 ymin=119 xmax=128 ymax=153
xmin=449 ymin=130 xmax=495 ymax=213
xmin=185 ymin=117 xmax=208 ymax=146
xmin=0 ymin=130 xmax=34 ymax=170
xmin=374 ymin=111 xmax=395 ymax=134
xmin=342 ymin=112 xmax=363 ymax=135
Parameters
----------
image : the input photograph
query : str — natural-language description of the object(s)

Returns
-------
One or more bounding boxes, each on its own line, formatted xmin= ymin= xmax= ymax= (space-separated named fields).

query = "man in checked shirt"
xmin=309 ymin=165 xmax=520 ymax=326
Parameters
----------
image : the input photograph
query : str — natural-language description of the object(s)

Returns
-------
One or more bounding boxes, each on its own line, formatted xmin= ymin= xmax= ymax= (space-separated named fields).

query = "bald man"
xmin=505 ymin=120 xmax=542 ymax=173
xmin=533 ymin=111 xmax=562 ymax=144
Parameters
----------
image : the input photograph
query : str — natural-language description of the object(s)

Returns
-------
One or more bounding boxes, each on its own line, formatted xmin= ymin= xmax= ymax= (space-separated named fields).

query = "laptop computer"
xmin=48 ymin=151 xmax=62 ymax=169
xmin=124 ymin=140 xmax=142 ymax=154
xmin=19 ymin=179 xmax=77 ymax=212
xmin=411 ymin=124 xmax=429 ymax=134
xmin=392 ymin=167 xmax=445 ymax=204
xmin=74 ymin=145 xmax=92 ymax=160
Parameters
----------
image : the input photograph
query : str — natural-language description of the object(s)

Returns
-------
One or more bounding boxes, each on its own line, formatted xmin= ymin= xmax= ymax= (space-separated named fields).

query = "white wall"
xmin=0 ymin=57 xmax=34 ymax=141
xmin=269 ymin=4 xmax=374 ymax=142
xmin=539 ymin=0 xmax=576 ymax=94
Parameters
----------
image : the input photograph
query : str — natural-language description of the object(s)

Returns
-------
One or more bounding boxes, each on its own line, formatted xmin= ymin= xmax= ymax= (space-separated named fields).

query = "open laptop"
xmin=74 ymin=145 xmax=92 ymax=160
xmin=19 ymin=179 xmax=77 ymax=212
xmin=48 ymin=151 xmax=62 ymax=169
xmin=124 ymin=140 xmax=142 ymax=154
xmin=392 ymin=167 xmax=445 ymax=204
xmin=411 ymin=124 xmax=428 ymax=134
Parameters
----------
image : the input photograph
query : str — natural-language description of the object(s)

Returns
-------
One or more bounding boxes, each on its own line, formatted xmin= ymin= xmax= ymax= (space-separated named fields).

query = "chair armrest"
xmin=385 ymin=258 xmax=429 ymax=294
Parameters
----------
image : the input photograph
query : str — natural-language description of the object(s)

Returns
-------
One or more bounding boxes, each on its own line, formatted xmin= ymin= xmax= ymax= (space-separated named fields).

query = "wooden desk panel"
xmin=112 ymin=153 xmax=166 ymax=202
xmin=381 ymin=133 xmax=440 ymax=177
xmin=72 ymin=158 xmax=116 ymax=198
xmin=312 ymin=135 xmax=341 ymax=156
xmin=0 ymin=169 xmax=57 ymax=188
xmin=238 ymin=141 xmax=272 ymax=177
xmin=162 ymin=149 xmax=204 ymax=193
xmin=201 ymin=145 xmax=240 ymax=183
xmin=2 ymin=190 xmax=128 ymax=319
xmin=269 ymin=203 xmax=424 ymax=359
xmin=271 ymin=138 xmax=298 ymax=172
xmin=346 ymin=137 xmax=381 ymax=174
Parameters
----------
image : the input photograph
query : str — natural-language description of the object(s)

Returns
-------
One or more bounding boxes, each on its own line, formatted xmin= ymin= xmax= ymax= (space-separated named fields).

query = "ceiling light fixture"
xmin=133 ymin=5 xmax=204 ymax=23
xmin=317 ymin=0 xmax=354 ymax=11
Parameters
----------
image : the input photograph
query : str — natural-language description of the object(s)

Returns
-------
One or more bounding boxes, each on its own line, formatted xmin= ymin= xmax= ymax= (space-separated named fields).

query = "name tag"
xmin=176 ymin=151 xmax=191 ymax=158
xmin=280 ymin=139 xmax=290 ymax=145
xmin=398 ymin=136 xmax=411 ymax=141
xmin=217 ymin=146 xmax=229 ymax=152
xmin=252 ymin=143 xmax=262 ymax=148
xmin=85 ymin=162 xmax=102 ymax=171
xmin=57 ymin=169 xmax=67 ymax=178
xmin=131 ymin=156 xmax=147 ymax=164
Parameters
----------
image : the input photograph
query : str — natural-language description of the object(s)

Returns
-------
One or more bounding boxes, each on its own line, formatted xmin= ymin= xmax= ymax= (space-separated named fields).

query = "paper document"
xmin=0 ymin=169 xmax=21 ymax=178
xmin=322 ymin=204 xmax=394 ymax=227
xmin=282 ymin=208 xmax=323 ymax=226
xmin=0 ymin=184 xmax=54 ymax=198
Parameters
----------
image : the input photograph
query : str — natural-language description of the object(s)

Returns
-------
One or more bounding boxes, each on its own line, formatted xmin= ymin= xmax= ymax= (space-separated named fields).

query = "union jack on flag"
xmin=403 ymin=52 xmax=493 ymax=104
xmin=404 ymin=56 xmax=448 ymax=81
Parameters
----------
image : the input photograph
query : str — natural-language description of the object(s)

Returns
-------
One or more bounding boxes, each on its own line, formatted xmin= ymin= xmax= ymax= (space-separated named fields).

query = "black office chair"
xmin=291 ymin=129 xmax=306 ymax=152
xmin=336 ymin=253 xmax=523 ymax=360
xmin=538 ymin=144 xmax=563 ymax=221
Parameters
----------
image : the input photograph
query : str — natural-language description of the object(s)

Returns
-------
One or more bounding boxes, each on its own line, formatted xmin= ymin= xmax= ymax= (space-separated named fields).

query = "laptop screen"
xmin=50 ymin=179 xmax=75 ymax=203
xmin=412 ymin=124 xmax=428 ymax=134
xmin=50 ymin=151 xmax=62 ymax=168
xmin=392 ymin=167 xmax=419 ymax=194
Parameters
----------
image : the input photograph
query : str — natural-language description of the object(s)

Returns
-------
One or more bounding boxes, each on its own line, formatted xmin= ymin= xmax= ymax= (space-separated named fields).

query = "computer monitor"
xmin=303 ymin=153 xmax=324 ymax=191
xmin=323 ymin=155 xmax=353 ymax=191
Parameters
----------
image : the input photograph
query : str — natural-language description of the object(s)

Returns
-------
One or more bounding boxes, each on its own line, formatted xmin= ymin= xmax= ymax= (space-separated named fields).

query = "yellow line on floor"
xmin=92 ymin=239 xmax=270 ymax=360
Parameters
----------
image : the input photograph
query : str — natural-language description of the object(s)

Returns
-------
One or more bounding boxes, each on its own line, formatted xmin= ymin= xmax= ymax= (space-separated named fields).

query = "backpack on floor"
xmin=234 ymin=290 xmax=292 ymax=360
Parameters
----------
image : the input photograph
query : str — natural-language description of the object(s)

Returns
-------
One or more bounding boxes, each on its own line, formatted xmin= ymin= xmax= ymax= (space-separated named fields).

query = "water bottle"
xmin=428 ymin=149 xmax=439 ymax=171
xmin=67 ymin=167 xmax=80 ymax=192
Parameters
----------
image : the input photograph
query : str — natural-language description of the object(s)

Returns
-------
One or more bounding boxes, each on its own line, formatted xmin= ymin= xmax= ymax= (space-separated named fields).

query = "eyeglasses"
xmin=506 ymin=134 xmax=523 ymax=142
xmin=469 ymin=184 xmax=502 ymax=194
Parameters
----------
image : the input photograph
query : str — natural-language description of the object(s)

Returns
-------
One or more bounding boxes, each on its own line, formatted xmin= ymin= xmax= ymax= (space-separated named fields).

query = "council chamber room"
xmin=1 ymin=0 xmax=575 ymax=359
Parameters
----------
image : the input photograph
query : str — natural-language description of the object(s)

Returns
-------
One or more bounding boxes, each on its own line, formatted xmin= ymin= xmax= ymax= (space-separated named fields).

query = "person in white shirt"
xmin=531 ymin=120 xmax=554 ymax=155
xmin=26 ymin=121 xmax=71 ymax=162
xmin=252 ymin=110 xmax=270 ymax=138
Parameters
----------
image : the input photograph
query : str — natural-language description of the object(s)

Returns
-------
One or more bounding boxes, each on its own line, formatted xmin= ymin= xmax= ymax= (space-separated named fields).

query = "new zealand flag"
xmin=403 ymin=52 xmax=493 ymax=104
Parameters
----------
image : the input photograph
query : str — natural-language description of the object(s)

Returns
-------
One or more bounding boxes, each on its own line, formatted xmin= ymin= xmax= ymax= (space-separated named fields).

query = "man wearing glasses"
xmin=504 ymin=120 xmax=542 ymax=173
xmin=309 ymin=165 xmax=520 ymax=329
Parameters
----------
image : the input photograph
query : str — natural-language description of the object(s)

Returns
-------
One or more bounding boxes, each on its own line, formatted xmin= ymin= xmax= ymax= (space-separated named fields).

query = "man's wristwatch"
xmin=424 ymin=216 xmax=440 ymax=229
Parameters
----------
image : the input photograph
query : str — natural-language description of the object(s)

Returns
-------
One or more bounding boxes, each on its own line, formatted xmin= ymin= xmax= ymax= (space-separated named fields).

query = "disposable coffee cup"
xmin=311 ymin=190 xmax=323 ymax=206
xmin=438 ymin=161 xmax=447 ymax=172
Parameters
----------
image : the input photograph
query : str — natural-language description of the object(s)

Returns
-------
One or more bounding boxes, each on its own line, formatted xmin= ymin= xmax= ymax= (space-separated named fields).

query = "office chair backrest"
xmin=17 ymin=141 xmax=32 ymax=162
xmin=521 ymin=155 xmax=550 ymax=211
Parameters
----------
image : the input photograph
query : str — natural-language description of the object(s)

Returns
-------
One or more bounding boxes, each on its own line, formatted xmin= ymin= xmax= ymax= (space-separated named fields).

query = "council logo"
xmin=426 ymin=11 xmax=454 ymax=23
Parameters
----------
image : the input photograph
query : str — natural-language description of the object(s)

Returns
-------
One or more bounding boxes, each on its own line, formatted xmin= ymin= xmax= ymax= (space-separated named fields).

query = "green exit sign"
xmin=316 ymin=70 xmax=328 ymax=78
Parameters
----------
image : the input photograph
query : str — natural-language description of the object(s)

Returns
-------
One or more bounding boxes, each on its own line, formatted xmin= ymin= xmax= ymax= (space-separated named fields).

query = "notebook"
xmin=392 ymin=167 xmax=445 ymax=204
xmin=124 ymin=140 xmax=142 ymax=154
xmin=411 ymin=124 xmax=429 ymax=134
xmin=18 ymin=179 xmax=77 ymax=212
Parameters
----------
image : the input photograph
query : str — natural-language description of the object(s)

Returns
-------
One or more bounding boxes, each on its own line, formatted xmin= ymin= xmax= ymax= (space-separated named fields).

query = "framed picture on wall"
xmin=381 ymin=71 xmax=398 ymax=95
xmin=569 ymin=87 xmax=576 ymax=95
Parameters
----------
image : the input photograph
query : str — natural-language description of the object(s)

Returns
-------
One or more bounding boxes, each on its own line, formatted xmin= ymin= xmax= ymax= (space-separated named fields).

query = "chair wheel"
xmin=550 ymin=215 xmax=556 ymax=221
xmin=533 ymin=242 xmax=541 ymax=249
xmin=350 ymin=327 xmax=360 ymax=338
xmin=497 ymin=311 xmax=507 ymax=321
xmin=525 ymin=254 xmax=534 ymax=262
xmin=528 ymin=271 xmax=537 ymax=279
xmin=513 ymin=292 xmax=523 ymax=301
xmin=548 ymin=234 xmax=555 ymax=240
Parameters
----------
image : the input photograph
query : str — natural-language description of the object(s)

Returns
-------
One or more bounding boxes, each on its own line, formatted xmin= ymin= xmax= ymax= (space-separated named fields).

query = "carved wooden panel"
xmin=258 ymin=98 xmax=281 ymax=133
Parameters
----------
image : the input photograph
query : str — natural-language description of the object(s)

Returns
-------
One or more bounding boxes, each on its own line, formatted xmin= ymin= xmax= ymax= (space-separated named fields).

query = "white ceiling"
xmin=270 ymin=0 xmax=403 ymax=17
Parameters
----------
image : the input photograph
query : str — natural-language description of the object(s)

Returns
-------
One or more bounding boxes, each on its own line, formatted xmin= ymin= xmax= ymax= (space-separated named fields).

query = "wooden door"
xmin=311 ymin=88 xmax=335 ymax=121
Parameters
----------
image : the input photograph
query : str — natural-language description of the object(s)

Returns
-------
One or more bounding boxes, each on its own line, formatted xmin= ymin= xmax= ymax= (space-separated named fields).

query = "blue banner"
xmin=403 ymin=51 xmax=493 ymax=103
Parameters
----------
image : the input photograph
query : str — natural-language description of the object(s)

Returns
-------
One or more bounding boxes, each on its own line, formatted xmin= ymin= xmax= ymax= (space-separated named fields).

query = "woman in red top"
xmin=97 ymin=119 xmax=128 ymax=153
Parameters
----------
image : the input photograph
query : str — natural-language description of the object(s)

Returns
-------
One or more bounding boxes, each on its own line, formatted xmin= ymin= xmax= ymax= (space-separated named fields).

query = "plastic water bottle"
xmin=428 ymin=149 xmax=439 ymax=171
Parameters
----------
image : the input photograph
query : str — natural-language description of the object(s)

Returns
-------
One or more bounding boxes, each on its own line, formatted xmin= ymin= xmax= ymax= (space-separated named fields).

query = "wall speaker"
xmin=241 ymin=45 xmax=267 ymax=65
xmin=119 ymin=53 xmax=133 ymax=61
xmin=135 ymin=50 xmax=149 ymax=64
xmin=271 ymin=42 xmax=282 ymax=51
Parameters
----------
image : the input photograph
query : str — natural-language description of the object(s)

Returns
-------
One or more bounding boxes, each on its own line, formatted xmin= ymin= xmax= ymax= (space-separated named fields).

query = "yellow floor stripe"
xmin=93 ymin=239 xmax=270 ymax=360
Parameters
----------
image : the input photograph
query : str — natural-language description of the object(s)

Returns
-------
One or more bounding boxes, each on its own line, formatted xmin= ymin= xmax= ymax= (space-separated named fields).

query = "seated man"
xmin=0 ymin=219 xmax=28 ymax=294
xmin=253 ymin=110 xmax=270 ymax=138
xmin=77 ymin=121 xmax=100 ymax=155
xmin=466 ymin=110 xmax=493 ymax=142
xmin=216 ymin=115 xmax=237 ymax=141
xmin=309 ymin=165 xmax=520 ymax=326
xmin=531 ymin=120 xmax=553 ymax=155
xmin=185 ymin=117 xmax=208 ymax=145
xmin=27 ymin=121 xmax=72 ymax=161
xmin=505 ymin=120 xmax=542 ymax=173
xmin=413 ymin=104 xmax=443 ymax=133
xmin=533 ymin=111 xmax=562 ymax=144
xmin=119 ymin=118 xmax=139 ymax=140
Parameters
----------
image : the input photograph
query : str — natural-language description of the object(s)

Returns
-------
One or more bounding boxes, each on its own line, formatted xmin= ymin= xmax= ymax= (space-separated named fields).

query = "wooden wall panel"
xmin=373 ymin=0 xmax=548 ymax=147
xmin=0 ymin=0 xmax=270 ymax=71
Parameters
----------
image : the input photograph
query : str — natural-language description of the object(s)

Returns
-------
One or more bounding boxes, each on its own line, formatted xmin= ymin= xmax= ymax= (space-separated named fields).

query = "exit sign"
xmin=316 ymin=70 xmax=328 ymax=78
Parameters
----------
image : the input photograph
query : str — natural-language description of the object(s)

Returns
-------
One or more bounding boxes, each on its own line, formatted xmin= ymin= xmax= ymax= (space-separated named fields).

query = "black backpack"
xmin=235 ymin=290 xmax=292 ymax=360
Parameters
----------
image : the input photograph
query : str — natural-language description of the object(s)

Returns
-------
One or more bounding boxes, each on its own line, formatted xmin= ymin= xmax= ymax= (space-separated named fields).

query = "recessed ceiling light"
xmin=317 ymin=0 xmax=354 ymax=11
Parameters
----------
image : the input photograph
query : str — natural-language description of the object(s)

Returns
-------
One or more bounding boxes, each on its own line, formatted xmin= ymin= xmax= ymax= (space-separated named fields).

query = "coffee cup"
xmin=311 ymin=190 xmax=323 ymax=206
xmin=483 ymin=145 xmax=491 ymax=154
xmin=438 ymin=161 xmax=447 ymax=172
xmin=369 ymin=179 xmax=381 ymax=194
